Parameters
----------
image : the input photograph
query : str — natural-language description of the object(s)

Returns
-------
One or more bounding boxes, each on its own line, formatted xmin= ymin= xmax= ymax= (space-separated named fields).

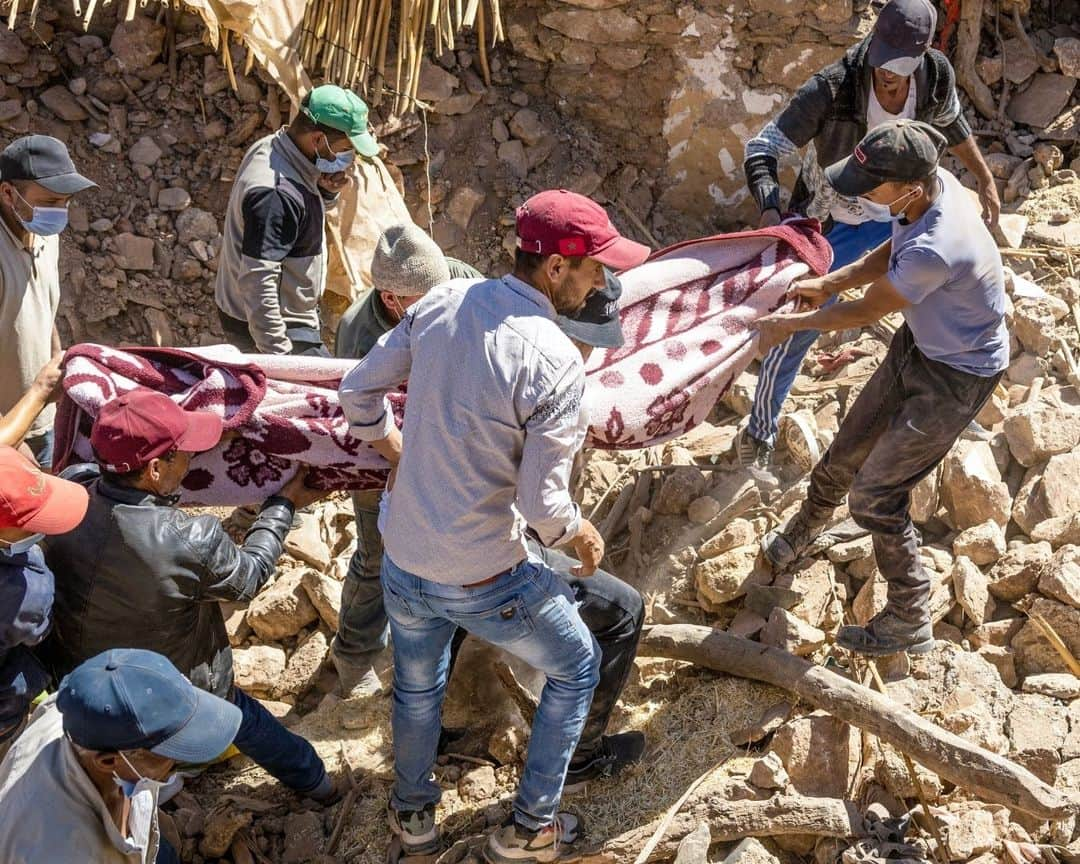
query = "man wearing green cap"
xmin=215 ymin=84 xmax=380 ymax=356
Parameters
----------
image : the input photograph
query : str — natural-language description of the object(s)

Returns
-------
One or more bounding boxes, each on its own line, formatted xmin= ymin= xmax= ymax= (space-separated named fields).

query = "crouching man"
xmin=755 ymin=121 xmax=1007 ymax=656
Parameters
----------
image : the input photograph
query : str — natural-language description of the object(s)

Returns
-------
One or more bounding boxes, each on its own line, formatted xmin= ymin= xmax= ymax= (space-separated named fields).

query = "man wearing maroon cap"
xmin=0 ymin=445 xmax=88 ymax=761
xmin=339 ymin=190 xmax=648 ymax=862
xmin=41 ymin=390 xmax=342 ymax=804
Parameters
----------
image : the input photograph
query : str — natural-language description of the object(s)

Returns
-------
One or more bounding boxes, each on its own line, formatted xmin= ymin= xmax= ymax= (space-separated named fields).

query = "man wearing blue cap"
xmin=215 ymin=84 xmax=380 ymax=357
xmin=0 ymin=135 xmax=96 ymax=467
xmin=0 ymin=648 xmax=242 ymax=864
xmin=736 ymin=0 xmax=999 ymax=469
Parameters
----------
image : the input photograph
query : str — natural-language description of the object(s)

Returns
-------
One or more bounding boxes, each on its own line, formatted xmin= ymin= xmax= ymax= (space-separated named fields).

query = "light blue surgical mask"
xmin=10 ymin=185 xmax=68 ymax=236
xmin=0 ymin=532 xmax=45 ymax=556
xmin=315 ymin=139 xmax=354 ymax=174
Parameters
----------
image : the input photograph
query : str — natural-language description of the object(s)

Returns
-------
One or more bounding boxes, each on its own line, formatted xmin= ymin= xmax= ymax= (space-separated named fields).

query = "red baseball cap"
xmin=91 ymin=390 xmax=223 ymax=473
xmin=515 ymin=190 xmax=650 ymax=272
xmin=0 ymin=446 xmax=88 ymax=534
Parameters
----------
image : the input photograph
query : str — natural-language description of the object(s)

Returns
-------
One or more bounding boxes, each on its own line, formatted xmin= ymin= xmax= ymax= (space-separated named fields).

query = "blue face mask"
xmin=10 ymin=186 xmax=69 ymax=236
xmin=315 ymin=140 xmax=354 ymax=174
xmin=0 ymin=532 xmax=44 ymax=556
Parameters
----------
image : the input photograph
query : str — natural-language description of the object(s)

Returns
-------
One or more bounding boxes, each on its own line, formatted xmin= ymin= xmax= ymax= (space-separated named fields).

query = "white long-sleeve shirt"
xmin=339 ymin=275 xmax=585 ymax=585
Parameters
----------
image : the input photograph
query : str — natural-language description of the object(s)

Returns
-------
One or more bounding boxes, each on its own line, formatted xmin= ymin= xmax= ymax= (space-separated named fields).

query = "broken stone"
xmin=1011 ymin=298 xmax=1059 ymax=355
xmin=110 ymin=15 xmax=166 ymax=72
xmin=0 ymin=29 xmax=28 ymax=66
xmin=491 ymin=116 xmax=509 ymax=143
xmin=910 ymin=466 xmax=940 ymax=524
xmin=952 ymin=521 xmax=1006 ymax=566
xmin=826 ymin=534 xmax=874 ymax=563
xmin=674 ymin=823 xmax=711 ymax=864
xmin=1007 ymin=74 xmax=1077 ymax=129
xmin=1039 ymin=545 xmax=1080 ymax=608
xmin=199 ymin=809 xmax=252 ymax=858
xmin=246 ymin=571 xmax=319 ymax=641
xmin=113 ymin=233 xmax=155 ymax=271
xmin=653 ymin=466 xmax=706 ymax=515
xmin=1012 ymin=596 xmax=1080 ymax=676
xmin=722 ymin=838 xmax=780 ymax=864
xmin=447 ymin=185 xmax=485 ymax=230
xmin=951 ymin=556 xmax=993 ymax=626
xmin=943 ymin=807 xmax=996 ymax=860
xmin=699 ymin=518 xmax=757 ymax=558
xmin=1053 ymin=37 xmax=1080 ymax=78
xmin=509 ymin=108 xmax=548 ymax=147
xmin=976 ymin=54 xmax=1003 ymax=86
xmin=538 ymin=9 xmax=644 ymax=43
xmin=940 ymin=440 xmax=1012 ymax=530
xmin=748 ymin=751 xmax=788 ymax=791
xmin=988 ymin=541 xmax=1051 ymax=602
xmin=1003 ymin=400 xmax=1080 ymax=466
xmin=758 ymin=43 xmax=841 ymax=90
xmin=497 ymin=139 xmax=528 ymax=178
xmin=157 ymin=187 xmax=191 ymax=212
xmin=787 ymin=558 xmax=843 ymax=630
xmin=727 ymin=609 xmax=767 ymax=639
xmin=686 ymin=495 xmax=721 ymax=525
xmin=281 ymin=811 xmax=324 ymax=864
xmin=761 ymin=607 xmax=826 ymax=657
xmin=458 ymin=765 xmax=497 ymax=801
xmin=1038 ymin=452 xmax=1080 ymax=524
xmin=416 ymin=59 xmax=459 ymax=102
xmin=994 ymin=213 xmax=1029 ymax=249
xmin=695 ymin=544 xmax=769 ymax=607
xmin=300 ymin=568 xmax=342 ymax=631
xmin=1033 ymin=142 xmax=1065 ymax=173
xmin=433 ymin=92 xmax=482 ymax=116
xmin=274 ymin=628 xmax=329 ymax=700
xmin=129 ymin=135 xmax=162 ymax=167
xmin=285 ymin=513 xmax=331 ymax=570
xmin=38 ymin=85 xmax=88 ymax=122
xmin=222 ymin=602 xmax=251 ymax=647
xmin=232 ymin=644 xmax=286 ymax=694
xmin=1008 ymin=694 xmax=1068 ymax=769
xmin=1021 ymin=673 xmax=1080 ymax=700
xmin=771 ymin=711 xmax=859 ymax=799
xmin=976 ymin=645 xmax=1018 ymax=689
xmin=143 ymin=308 xmax=174 ymax=348
xmin=1001 ymin=36 xmax=1041 ymax=84
xmin=176 ymin=207 xmax=219 ymax=245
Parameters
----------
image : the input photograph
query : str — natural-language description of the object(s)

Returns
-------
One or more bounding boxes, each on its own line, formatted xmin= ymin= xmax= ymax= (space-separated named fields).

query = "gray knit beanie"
xmin=371 ymin=223 xmax=452 ymax=297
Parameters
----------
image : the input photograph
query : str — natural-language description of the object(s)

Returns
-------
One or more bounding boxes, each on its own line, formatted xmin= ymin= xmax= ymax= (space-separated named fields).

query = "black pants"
xmin=332 ymin=490 xmax=644 ymax=757
xmin=802 ymin=325 xmax=1001 ymax=622
xmin=217 ymin=308 xmax=330 ymax=357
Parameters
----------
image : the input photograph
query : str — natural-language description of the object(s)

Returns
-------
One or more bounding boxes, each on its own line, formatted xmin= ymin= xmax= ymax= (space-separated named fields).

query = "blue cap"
xmin=57 ymin=649 xmax=241 ymax=762
xmin=557 ymin=268 xmax=625 ymax=349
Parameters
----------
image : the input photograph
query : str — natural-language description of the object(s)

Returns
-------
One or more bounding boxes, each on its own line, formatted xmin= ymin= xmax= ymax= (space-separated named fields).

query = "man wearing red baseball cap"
xmin=0 ymin=445 xmax=88 ymax=760
xmin=41 ymin=390 xmax=342 ymax=805
xmin=339 ymin=190 xmax=649 ymax=862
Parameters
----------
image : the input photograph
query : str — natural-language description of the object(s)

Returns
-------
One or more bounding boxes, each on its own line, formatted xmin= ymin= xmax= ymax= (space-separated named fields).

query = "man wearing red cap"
xmin=339 ymin=189 xmax=648 ymax=862
xmin=41 ymin=391 xmax=342 ymax=804
xmin=0 ymin=445 xmax=88 ymax=761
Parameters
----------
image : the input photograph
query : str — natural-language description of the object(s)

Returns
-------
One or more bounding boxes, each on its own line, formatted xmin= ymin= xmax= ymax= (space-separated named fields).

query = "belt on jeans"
xmin=461 ymin=559 xmax=524 ymax=588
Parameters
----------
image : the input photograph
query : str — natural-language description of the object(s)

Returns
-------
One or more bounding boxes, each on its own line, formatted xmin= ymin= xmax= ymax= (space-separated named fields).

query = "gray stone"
xmin=416 ymin=59 xmax=459 ymax=102
xmin=232 ymin=644 xmax=287 ymax=694
xmin=274 ymin=628 xmax=329 ymax=700
xmin=1021 ymin=673 xmax=1080 ymax=700
xmin=129 ymin=136 xmax=162 ymax=167
xmin=113 ymin=233 xmax=155 ymax=271
xmin=0 ymin=29 xmax=28 ymax=65
xmin=940 ymin=440 xmax=1012 ymax=530
xmin=110 ymin=15 xmax=166 ymax=71
xmin=285 ymin=512 xmax=331 ymax=570
xmin=282 ymin=811 xmax=324 ymax=864
xmin=491 ymin=116 xmax=509 ymax=143
xmin=433 ymin=92 xmax=481 ymax=116
xmin=458 ymin=765 xmax=497 ymax=801
xmin=1001 ymin=36 xmax=1041 ymax=84
xmin=674 ymin=823 xmax=711 ymax=864
xmin=38 ymin=86 xmax=88 ymax=122
xmin=509 ymin=108 xmax=548 ymax=147
xmin=1007 ymin=74 xmax=1077 ymax=129
xmin=446 ymin=185 xmax=485 ymax=230
xmin=994 ymin=212 xmax=1028 ymax=249
xmin=301 ymin=568 xmax=342 ymax=631
xmin=157 ymin=187 xmax=191 ymax=212
xmin=1040 ymin=452 xmax=1080 ymax=523
xmin=1012 ymin=596 xmax=1080 ymax=676
xmin=761 ymin=607 xmax=826 ymax=657
xmin=695 ymin=544 xmax=769 ymax=607
xmin=175 ymin=207 xmax=219 ymax=245
xmin=497 ymin=139 xmax=528 ymax=178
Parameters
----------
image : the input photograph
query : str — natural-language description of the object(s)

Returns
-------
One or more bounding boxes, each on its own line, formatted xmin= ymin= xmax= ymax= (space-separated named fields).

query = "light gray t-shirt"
xmin=888 ymin=168 xmax=1009 ymax=377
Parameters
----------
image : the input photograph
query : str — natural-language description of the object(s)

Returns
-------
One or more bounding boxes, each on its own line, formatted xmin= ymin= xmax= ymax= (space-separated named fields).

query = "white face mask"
xmin=113 ymin=752 xmax=175 ymax=864
xmin=857 ymin=187 xmax=918 ymax=222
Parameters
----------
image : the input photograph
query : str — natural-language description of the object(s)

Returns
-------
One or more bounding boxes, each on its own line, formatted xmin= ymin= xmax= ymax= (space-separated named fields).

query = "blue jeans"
xmin=748 ymin=219 xmax=893 ymax=445
xmin=24 ymin=428 xmax=54 ymax=469
xmin=230 ymin=687 xmax=330 ymax=797
xmin=381 ymin=553 xmax=600 ymax=830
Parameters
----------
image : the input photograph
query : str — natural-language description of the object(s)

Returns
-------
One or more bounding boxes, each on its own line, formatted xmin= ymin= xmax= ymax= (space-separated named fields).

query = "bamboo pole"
xmin=476 ymin=0 xmax=490 ymax=86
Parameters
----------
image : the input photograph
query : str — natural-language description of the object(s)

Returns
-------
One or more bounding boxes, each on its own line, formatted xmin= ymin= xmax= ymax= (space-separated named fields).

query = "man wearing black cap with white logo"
xmin=0 ymin=135 xmax=96 ymax=468
xmin=0 ymin=648 xmax=242 ymax=864
xmin=736 ymin=0 xmax=999 ymax=470
xmin=752 ymin=120 xmax=1008 ymax=656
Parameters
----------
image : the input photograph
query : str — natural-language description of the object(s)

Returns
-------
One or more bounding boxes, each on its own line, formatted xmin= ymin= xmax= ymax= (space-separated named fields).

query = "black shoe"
xmin=735 ymin=428 xmax=774 ymax=468
xmin=761 ymin=508 xmax=826 ymax=570
xmin=438 ymin=725 xmax=468 ymax=756
xmin=835 ymin=611 xmax=934 ymax=657
xmin=563 ymin=732 xmax=645 ymax=793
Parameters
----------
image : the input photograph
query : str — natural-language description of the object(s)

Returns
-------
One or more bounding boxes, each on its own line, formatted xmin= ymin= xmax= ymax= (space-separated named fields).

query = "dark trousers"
xmin=217 ymin=308 xmax=330 ymax=357
xmin=157 ymin=839 xmax=180 ymax=864
xmin=230 ymin=687 xmax=329 ymax=796
xmin=332 ymin=490 xmax=644 ymax=756
xmin=802 ymin=325 xmax=1001 ymax=622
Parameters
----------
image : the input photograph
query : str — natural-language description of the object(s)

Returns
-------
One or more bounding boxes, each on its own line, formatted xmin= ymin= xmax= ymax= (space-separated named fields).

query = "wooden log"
xmin=581 ymin=796 xmax=866 ymax=863
xmin=639 ymin=625 xmax=1078 ymax=821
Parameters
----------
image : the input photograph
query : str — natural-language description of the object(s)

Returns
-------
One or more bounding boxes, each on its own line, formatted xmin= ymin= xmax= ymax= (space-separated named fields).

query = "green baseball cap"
xmin=303 ymin=84 xmax=379 ymax=158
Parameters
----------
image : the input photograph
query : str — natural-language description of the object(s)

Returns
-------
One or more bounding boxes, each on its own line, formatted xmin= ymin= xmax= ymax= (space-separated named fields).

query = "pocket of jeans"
xmin=446 ymin=595 xmax=536 ymax=644
xmin=379 ymin=570 xmax=415 ymax=621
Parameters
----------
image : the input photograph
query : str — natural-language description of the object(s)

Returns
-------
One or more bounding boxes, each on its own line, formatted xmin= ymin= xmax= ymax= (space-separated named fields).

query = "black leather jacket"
xmin=41 ymin=465 xmax=294 ymax=699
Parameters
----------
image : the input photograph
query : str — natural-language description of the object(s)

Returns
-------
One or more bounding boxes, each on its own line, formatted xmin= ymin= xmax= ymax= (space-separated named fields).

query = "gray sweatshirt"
xmin=214 ymin=131 xmax=334 ymax=354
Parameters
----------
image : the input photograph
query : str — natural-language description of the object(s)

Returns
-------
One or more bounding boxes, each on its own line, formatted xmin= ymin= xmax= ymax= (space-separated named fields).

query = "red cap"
xmin=515 ymin=190 xmax=650 ymax=272
xmin=0 ymin=446 xmax=88 ymax=534
xmin=90 ymin=390 xmax=223 ymax=473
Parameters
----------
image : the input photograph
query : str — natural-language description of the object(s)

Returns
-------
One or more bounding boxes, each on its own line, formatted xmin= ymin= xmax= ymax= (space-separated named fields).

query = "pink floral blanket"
xmin=54 ymin=222 xmax=829 ymax=504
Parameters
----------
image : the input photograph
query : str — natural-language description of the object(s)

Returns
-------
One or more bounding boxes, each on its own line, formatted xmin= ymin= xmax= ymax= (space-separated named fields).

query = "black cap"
xmin=557 ymin=268 xmax=625 ymax=349
xmin=826 ymin=120 xmax=947 ymax=196
xmin=0 ymin=135 xmax=97 ymax=195
xmin=867 ymin=0 xmax=937 ymax=74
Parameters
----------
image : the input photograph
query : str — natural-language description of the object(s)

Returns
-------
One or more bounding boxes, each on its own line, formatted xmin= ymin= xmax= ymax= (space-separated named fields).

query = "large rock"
xmin=1003 ymin=401 xmax=1080 ymax=466
xmin=285 ymin=513 xmax=332 ymax=570
xmin=694 ymin=544 xmax=769 ymax=607
xmin=1012 ymin=465 xmax=1051 ymax=537
xmin=157 ymin=187 xmax=191 ymax=212
xmin=301 ymin=568 xmax=343 ymax=630
xmin=699 ymin=518 xmax=757 ymax=558
xmin=1055 ymin=37 xmax=1080 ymax=78
xmin=1006 ymin=74 xmax=1077 ymax=128
xmin=1007 ymin=694 xmax=1068 ymax=783
xmin=748 ymin=752 xmax=789 ymax=791
xmin=771 ymin=711 xmax=860 ymax=799
xmin=416 ymin=60 xmax=459 ymax=102
xmin=787 ymin=558 xmax=843 ymax=629
xmin=1038 ymin=452 xmax=1080 ymax=522
xmin=940 ymin=441 xmax=1012 ymax=530
xmin=1031 ymin=512 xmax=1080 ymax=548
xmin=1022 ymin=673 xmax=1080 ymax=700
xmin=0 ymin=29 xmax=28 ymax=65
xmin=110 ymin=15 xmax=166 ymax=71
xmin=39 ymin=86 xmax=88 ymax=122
xmin=509 ymin=109 xmax=549 ymax=147
xmin=952 ymin=521 xmax=1006 ymax=566
xmin=1012 ymin=596 xmax=1080 ymax=676
xmin=653 ymin=466 xmax=707 ymax=515
xmin=988 ymin=541 xmax=1051 ymax=602
xmin=281 ymin=811 xmax=324 ymax=864
xmin=273 ymin=628 xmax=329 ymax=700
xmin=722 ymin=838 xmax=781 ymax=864
xmin=446 ymin=185 xmax=485 ymax=230
xmin=909 ymin=466 xmax=940 ymax=524
xmin=176 ymin=207 xmax=219 ymax=245
xmin=1039 ymin=545 xmax=1080 ymax=608
xmin=232 ymin=644 xmax=287 ymax=694
xmin=538 ymin=9 xmax=644 ymax=43
xmin=113 ymin=233 xmax=155 ymax=271
xmin=942 ymin=807 xmax=996 ymax=860
xmin=128 ymin=136 xmax=162 ymax=167
xmin=761 ymin=607 xmax=825 ymax=656
xmin=246 ymin=571 xmax=319 ymax=641
xmin=952 ymin=556 xmax=993 ymax=626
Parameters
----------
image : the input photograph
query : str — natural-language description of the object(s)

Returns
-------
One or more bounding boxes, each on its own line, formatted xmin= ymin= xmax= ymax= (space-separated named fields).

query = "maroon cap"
xmin=515 ymin=190 xmax=650 ymax=272
xmin=90 ymin=390 xmax=223 ymax=473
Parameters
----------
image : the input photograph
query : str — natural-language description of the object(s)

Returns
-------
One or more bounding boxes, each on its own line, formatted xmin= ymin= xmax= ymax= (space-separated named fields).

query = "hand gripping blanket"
xmin=54 ymin=221 xmax=829 ymax=505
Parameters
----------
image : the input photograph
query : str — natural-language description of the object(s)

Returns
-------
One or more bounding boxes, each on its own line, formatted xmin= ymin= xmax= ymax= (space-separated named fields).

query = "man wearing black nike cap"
xmin=0 ymin=135 xmax=96 ymax=467
xmin=753 ymin=120 xmax=1008 ymax=657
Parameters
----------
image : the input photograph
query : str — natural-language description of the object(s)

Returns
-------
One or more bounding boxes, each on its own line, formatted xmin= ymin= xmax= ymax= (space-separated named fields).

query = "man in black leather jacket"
xmin=42 ymin=390 xmax=340 ymax=803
